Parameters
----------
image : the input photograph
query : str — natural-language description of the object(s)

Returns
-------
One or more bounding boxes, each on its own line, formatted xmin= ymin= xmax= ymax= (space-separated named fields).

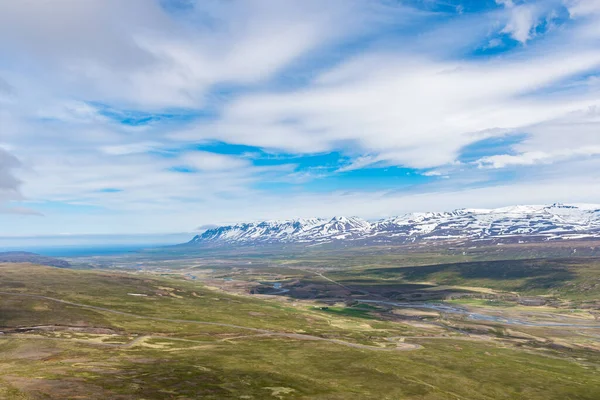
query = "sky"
xmin=1 ymin=0 xmax=600 ymax=240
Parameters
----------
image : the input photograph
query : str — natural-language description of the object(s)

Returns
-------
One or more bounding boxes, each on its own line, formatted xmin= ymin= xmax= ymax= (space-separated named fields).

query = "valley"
xmin=1 ymin=242 xmax=600 ymax=399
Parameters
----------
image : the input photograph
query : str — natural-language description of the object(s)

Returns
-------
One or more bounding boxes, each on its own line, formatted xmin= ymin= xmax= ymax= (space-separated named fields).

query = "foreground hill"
xmin=1 ymin=261 xmax=599 ymax=399
xmin=187 ymin=203 xmax=600 ymax=247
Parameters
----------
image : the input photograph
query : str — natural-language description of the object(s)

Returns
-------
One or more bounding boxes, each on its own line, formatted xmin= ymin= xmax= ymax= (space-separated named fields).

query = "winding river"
xmin=357 ymin=300 xmax=600 ymax=329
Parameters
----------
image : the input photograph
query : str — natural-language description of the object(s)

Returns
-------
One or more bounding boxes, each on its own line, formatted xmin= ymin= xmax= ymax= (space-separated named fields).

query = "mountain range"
xmin=187 ymin=204 xmax=600 ymax=247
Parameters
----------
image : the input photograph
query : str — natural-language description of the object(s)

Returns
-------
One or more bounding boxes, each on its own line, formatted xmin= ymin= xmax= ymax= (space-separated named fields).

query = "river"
xmin=357 ymin=300 xmax=600 ymax=329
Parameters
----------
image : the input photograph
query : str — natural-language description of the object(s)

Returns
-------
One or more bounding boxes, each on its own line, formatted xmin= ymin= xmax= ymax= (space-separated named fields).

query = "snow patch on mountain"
xmin=188 ymin=204 xmax=600 ymax=246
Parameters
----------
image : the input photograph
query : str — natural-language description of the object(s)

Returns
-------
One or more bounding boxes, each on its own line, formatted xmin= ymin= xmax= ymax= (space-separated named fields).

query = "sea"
xmin=0 ymin=244 xmax=154 ymax=258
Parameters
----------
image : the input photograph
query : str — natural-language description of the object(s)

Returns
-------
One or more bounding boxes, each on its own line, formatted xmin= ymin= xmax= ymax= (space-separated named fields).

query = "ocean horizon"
xmin=0 ymin=244 xmax=154 ymax=258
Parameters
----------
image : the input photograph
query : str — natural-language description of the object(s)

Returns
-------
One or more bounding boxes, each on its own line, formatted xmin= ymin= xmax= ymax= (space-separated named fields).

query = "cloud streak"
xmin=0 ymin=148 xmax=22 ymax=202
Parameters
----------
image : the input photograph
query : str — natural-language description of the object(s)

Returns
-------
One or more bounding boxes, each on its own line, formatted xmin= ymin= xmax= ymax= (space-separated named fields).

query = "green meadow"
xmin=1 ymin=261 xmax=600 ymax=399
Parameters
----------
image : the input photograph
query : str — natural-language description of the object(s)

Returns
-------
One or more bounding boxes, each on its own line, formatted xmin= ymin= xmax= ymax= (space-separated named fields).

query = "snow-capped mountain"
xmin=187 ymin=204 xmax=600 ymax=247
xmin=188 ymin=216 xmax=371 ymax=245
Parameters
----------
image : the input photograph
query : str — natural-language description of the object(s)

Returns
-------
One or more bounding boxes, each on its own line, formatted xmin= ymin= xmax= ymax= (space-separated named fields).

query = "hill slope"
xmin=0 ymin=251 xmax=71 ymax=268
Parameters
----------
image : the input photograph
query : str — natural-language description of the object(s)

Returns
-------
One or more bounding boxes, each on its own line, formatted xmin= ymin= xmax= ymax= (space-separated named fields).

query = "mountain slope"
xmin=187 ymin=204 xmax=600 ymax=247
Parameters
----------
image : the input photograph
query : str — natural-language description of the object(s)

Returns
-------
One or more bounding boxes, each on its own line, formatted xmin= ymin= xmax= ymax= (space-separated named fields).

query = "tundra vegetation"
xmin=1 ymin=242 xmax=600 ymax=399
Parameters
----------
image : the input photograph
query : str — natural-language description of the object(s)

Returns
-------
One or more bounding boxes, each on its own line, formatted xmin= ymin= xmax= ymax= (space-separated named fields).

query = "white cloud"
xmin=564 ymin=0 xmax=600 ymax=17
xmin=496 ymin=0 xmax=515 ymax=7
xmin=100 ymin=142 xmax=164 ymax=156
xmin=0 ymin=148 xmax=22 ymax=204
xmin=495 ymin=0 xmax=570 ymax=44
xmin=501 ymin=4 xmax=540 ymax=43
xmin=15 ymin=150 xmax=285 ymax=211
xmin=477 ymin=145 xmax=600 ymax=168
xmin=422 ymin=170 xmax=445 ymax=177
xmin=178 ymin=151 xmax=250 ymax=171
xmin=177 ymin=49 xmax=600 ymax=169
xmin=477 ymin=151 xmax=550 ymax=168
xmin=0 ymin=0 xmax=371 ymax=109
xmin=337 ymin=155 xmax=381 ymax=172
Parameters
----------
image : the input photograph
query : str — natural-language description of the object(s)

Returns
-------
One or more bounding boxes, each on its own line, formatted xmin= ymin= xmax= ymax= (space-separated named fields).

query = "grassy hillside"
xmin=1 ymin=262 xmax=600 ymax=399
xmin=329 ymin=258 xmax=600 ymax=303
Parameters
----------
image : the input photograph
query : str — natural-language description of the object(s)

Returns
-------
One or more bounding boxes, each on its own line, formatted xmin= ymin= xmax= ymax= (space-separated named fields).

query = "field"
xmin=1 ymin=246 xmax=600 ymax=399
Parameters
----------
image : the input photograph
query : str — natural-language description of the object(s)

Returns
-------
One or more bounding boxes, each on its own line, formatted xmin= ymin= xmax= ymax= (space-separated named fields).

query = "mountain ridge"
xmin=187 ymin=203 xmax=600 ymax=247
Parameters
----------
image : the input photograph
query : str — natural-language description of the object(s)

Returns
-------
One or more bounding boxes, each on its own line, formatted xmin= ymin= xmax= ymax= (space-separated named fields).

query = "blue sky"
xmin=1 ymin=0 xmax=600 ymax=239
